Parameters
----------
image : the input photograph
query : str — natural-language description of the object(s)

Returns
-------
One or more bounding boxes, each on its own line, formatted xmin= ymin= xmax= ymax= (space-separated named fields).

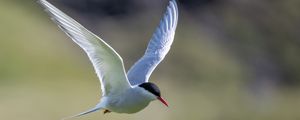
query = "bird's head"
xmin=138 ymin=82 xmax=168 ymax=107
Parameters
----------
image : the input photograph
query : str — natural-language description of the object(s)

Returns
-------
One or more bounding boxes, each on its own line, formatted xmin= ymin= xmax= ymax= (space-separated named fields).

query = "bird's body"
xmin=100 ymin=86 xmax=154 ymax=114
xmin=38 ymin=0 xmax=178 ymax=119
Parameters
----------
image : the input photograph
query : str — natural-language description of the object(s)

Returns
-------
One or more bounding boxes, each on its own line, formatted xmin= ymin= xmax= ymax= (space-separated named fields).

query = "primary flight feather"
xmin=38 ymin=0 xmax=178 ymax=119
xmin=127 ymin=0 xmax=178 ymax=86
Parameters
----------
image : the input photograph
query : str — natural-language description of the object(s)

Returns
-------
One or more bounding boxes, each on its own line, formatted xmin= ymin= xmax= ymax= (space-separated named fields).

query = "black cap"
xmin=138 ymin=82 xmax=161 ymax=97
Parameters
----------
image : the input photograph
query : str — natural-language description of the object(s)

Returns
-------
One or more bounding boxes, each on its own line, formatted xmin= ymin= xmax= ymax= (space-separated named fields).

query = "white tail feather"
xmin=61 ymin=106 xmax=103 ymax=120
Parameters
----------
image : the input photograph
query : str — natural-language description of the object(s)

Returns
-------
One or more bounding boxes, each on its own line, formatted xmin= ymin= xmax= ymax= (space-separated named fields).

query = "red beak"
xmin=157 ymin=97 xmax=169 ymax=107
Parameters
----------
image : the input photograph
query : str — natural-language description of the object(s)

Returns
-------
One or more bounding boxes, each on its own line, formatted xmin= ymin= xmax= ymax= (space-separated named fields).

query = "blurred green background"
xmin=0 ymin=0 xmax=300 ymax=120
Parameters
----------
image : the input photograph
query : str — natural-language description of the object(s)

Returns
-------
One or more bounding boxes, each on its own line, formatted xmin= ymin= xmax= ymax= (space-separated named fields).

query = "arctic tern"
xmin=38 ymin=0 xmax=178 ymax=119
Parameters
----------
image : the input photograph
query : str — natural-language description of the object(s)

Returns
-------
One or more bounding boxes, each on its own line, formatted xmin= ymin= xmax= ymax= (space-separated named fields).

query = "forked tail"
xmin=61 ymin=105 xmax=103 ymax=120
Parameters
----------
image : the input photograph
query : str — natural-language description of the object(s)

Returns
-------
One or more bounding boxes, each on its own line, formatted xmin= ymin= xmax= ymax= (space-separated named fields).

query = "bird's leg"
xmin=103 ymin=109 xmax=111 ymax=114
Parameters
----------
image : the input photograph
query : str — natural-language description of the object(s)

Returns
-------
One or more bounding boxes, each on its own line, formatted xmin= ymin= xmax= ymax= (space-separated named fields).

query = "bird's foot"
xmin=103 ymin=109 xmax=111 ymax=114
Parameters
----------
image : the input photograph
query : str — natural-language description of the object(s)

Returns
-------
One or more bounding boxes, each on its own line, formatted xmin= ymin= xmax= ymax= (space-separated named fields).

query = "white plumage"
xmin=38 ymin=0 xmax=178 ymax=119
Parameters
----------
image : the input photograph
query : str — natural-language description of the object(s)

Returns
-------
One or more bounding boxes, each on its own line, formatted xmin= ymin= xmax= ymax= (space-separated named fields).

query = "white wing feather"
xmin=127 ymin=0 xmax=178 ymax=85
xmin=39 ymin=0 xmax=131 ymax=96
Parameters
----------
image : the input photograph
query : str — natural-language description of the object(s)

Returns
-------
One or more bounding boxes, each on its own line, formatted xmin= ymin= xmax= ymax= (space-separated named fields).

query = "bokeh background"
xmin=1 ymin=0 xmax=300 ymax=120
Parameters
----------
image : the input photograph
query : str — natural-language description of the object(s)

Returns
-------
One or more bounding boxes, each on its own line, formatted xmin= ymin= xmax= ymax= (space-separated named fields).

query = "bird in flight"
xmin=38 ymin=0 xmax=178 ymax=119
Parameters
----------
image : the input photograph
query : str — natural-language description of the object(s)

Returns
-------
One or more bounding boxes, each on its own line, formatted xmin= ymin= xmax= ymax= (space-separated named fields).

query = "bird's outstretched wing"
xmin=39 ymin=0 xmax=131 ymax=96
xmin=127 ymin=0 xmax=178 ymax=86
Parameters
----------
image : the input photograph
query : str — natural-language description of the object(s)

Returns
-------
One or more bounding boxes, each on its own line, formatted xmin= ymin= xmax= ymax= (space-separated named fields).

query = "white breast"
xmin=102 ymin=87 xmax=155 ymax=113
